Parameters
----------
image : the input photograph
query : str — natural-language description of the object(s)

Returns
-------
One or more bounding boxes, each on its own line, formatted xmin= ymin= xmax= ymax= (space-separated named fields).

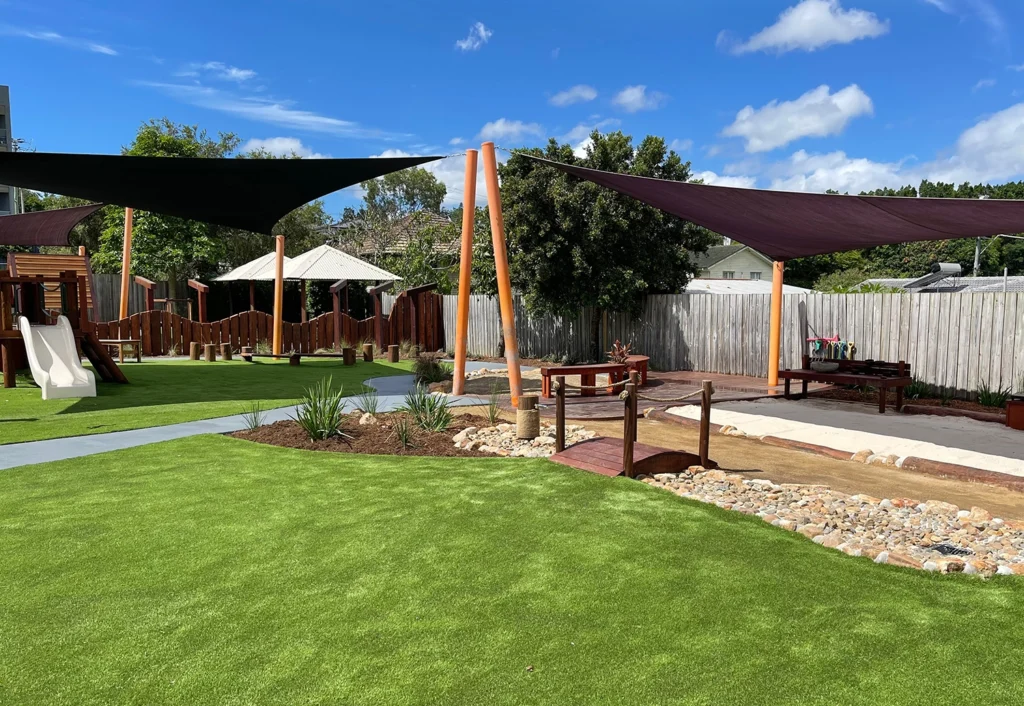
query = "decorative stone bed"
xmin=452 ymin=422 xmax=596 ymax=457
xmin=641 ymin=467 xmax=1024 ymax=577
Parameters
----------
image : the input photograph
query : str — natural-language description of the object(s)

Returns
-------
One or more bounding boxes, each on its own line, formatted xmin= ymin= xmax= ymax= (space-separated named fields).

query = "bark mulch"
xmin=229 ymin=413 xmax=495 ymax=457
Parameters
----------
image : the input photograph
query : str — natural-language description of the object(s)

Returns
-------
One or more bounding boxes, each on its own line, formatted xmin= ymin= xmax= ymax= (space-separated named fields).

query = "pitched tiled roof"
xmin=319 ymin=211 xmax=455 ymax=256
xmin=691 ymin=244 xmax=769 ymax=269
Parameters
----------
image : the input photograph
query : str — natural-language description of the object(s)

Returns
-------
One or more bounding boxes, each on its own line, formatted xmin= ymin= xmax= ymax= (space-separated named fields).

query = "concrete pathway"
xmin=0 ymin=363 xmax=498 ymax=471
xmin=668 ymin=398 xmax=1024 ymax=477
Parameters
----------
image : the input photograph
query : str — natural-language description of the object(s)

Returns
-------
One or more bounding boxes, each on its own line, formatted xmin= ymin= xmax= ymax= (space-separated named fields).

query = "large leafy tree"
xmin=499 ymin=130 xmax=719 ymax=359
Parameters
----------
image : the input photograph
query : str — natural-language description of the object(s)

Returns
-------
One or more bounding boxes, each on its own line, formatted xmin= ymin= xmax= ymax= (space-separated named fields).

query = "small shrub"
xmin=486 ymin=380 xmax=503 ymax=425
xmin=166 ymin=342 xmax=181 ymax=357
xmin=254 ymin=339 xmax=272 ymax=355
xmin=291 ymin=376 xmax=350 ymax=441
xmin=905 ymin=378 xmax=930 ymax=400
xmin=399 ymin=340 xmax=419 ymax=359
xmin=413 ymin=353 xmax=453 ymax=384
xmin=607 ymin=339 xmax=633 ymax=365
xmin=241 ymin=401 xmax=266 ymax=431
xmin=393 ymin=417 xmax=413 ymax=449
xmin=977 ymin=382 xmax=1011 ymax=409
xmin=354 ymin=388 xmax=379 ymax=415
xmin=939 ymin=388 xmax=953 ymax=407
xmin=401 ymin=385 xmax=454 ymax=432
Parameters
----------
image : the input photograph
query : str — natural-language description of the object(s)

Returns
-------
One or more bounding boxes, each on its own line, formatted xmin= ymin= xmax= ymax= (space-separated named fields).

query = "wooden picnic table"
xmin=779 ymin=356 xmax=912 ymax=414
xmin=99 ymin=338 xmax=142 ymax=364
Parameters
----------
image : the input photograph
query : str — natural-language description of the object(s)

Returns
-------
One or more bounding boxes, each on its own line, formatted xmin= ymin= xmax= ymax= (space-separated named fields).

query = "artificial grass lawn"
xmin=0 ymin=358 xmax=410 ymax=444
xmin=2 ymin=437 xmax=1023 ymax=705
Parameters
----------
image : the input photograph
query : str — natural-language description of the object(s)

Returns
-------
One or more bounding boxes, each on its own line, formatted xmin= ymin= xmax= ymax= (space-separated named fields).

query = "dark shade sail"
xmin=0 ymin=152 xmax=443 ymax=235
xmin=0 ymin=203 xmax=104 ymax=246
xmin=530 ymin=156 xmax=1024 ymax=261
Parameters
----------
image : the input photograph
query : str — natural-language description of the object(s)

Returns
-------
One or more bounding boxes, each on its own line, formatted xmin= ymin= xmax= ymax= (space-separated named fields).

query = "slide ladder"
xmin=81 ymin=332 xmax=129 ymax=384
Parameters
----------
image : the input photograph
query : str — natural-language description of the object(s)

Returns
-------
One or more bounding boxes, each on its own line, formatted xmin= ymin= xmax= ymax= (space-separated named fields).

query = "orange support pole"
xmin=452 ymin=149 xmax=478 ymax=396
xmin=768 ymin=260 xmax=784 ymax=387
xmin=119 ymin=207 xmax=133 ymax=319
xmin=481 ymin=142 xmax=522 ymax=407
xmin=272 ymin=234 xmax=285 ymax=357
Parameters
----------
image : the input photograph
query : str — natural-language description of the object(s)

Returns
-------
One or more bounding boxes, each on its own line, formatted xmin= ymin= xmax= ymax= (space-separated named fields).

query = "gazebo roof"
xmin=214 ymin=251 xmax=293 ymax=282
xmin=283 ymin=244 xmax=400 ymax=282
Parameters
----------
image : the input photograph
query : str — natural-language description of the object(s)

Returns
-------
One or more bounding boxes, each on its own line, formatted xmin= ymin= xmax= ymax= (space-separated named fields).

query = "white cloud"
xmin=476 ymin=118 xmax=544 ymax=142
xmin=449 ymin=137 xmax=465 ymax=146
xmin=178 ymin=61 xmax=256 ymax=82
xmin=551 ymin=47 xmax=560 ymax=59
xmin=670 ymin=138 xmax=694 ymax=152
xmin=0 ymin=25 xmax=117 ymax=55
xmin=722 ymin=84 xmax=873 ymax=153
xmin=974 ymin=78 xmax=997 ymax=91
xmin=137 ymin=82 xmax=407 ymax=139
xmin=549 ymin=84 xmax=597 ymax=107
xmin=750 ymin=102 xmax=1024 ymax=193
xmin=721 ymin=0 xmax=889 ymax=55
xmin=371 ymin=149 xmax=497 ymax=207
xmin=920 ymin=0 xmax=1006 ymax=43
xmin=611 ymin=85 xmax=667 ymax=113
xmin=693 ymin=171 xmax=758 ymax=188
xmin=242 ymin=137 xmax=328 ymax=159
xmin=455 ymin=22 xmax=492 ymax=51
xmin=922 ymin=0 xmax=952 ymax=11
xmin=559 ymin=118 xmax=621 ymax=156
xmin=1009 ymin=64 xmax=1024 ymax=72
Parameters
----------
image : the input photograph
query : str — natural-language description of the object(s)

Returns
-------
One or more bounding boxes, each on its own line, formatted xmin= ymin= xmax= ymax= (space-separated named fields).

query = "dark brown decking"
xmin=534 ymin=371 xmax=831 ymax=421
xmin=548 ymin=437 xmax=709 ymax=477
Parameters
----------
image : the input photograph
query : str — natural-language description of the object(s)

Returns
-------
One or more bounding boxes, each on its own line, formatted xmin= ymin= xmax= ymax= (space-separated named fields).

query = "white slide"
xmin=18 ymin=315 xmax=96 ymax=400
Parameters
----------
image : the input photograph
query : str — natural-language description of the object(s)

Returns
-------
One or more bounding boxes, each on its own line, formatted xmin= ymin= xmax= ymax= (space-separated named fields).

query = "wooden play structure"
xmin=547 ymin=372 xmax=716 ymax=477
xmin=0 ymin=270 xmax=127 ymax=388
xmin=91 ymin=284 xmax=443 ymax=357
xmin=5 ymin=251 xmax=97 ymax=320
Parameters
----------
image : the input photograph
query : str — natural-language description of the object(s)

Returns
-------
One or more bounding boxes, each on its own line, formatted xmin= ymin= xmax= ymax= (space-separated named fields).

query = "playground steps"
xmin=549 ymin=437 xmax=707 ymax=477
xmin=81 ymin=332 xmax=129 ymax=384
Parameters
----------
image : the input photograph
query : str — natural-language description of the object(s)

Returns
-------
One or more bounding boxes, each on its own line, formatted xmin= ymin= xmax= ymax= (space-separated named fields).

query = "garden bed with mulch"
xmin=810 ymin=387 xmax=1006 ymax=417
xmin=229 ymin=412 xmax=494 ymax=457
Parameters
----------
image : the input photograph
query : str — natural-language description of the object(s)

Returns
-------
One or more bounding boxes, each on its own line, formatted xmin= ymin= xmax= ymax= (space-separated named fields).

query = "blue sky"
xmin=3 ymin=0 xmax=1024 ymax=214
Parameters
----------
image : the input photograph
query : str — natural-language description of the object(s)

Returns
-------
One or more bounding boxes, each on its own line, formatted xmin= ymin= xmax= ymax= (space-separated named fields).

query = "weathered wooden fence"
xmin=93 ymin=274 xmax=176 ymax=322
xmin=444 ymin=292 xmax=1024 ymax=395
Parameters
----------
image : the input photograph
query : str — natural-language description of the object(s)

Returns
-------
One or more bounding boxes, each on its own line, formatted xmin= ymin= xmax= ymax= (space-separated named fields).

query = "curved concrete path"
xmin=0 ymin=363 xmax=499 ymax=471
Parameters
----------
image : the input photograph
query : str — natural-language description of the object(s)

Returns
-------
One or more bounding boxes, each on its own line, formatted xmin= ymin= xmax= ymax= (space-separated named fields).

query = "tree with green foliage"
xmin=499 ymin=131 xmax=719 ymax=359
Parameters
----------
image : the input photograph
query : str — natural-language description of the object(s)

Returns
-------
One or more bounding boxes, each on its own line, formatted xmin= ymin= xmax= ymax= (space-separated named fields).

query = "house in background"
xmin=693 ymin=244 xmax=772 ymax=281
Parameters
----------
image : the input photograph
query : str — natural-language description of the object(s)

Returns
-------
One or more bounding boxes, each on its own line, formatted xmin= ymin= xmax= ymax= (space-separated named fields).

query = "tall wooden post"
xmin=272 ymin=234 xmax=285 ymax=357
xmin=623 ymin=378 xmax=636 ymax=478
xmin=453 ymin=149 xmax=478 ymax=396
xmin=78 ymin=246 xmax=86 ymax=257
xmin=119 ymin=207 xmax=133 ymax=319
xmin=249 ymin=281 xmax=256 ymax=311
xmin=481 ymin=141 xmax=523 ymax=407
xmin=699 ymin=380 xmax=713 ymax=468
xmin=767 ymin=261 xmax=784 ymax=387
xmin=555 ymin=375 xmax=566 ymax=453
xmin=299 ymin=279 xmax=308 ymax=324
xmin=330 ymin=279 xmax=348 ymax=352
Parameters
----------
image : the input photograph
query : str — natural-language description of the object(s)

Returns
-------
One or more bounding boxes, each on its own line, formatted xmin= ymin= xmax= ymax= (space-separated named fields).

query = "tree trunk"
xmin=590 ymin=307 xmax=603 ymax=363
xmin=167 ymin=270 xmax=179 ymax=316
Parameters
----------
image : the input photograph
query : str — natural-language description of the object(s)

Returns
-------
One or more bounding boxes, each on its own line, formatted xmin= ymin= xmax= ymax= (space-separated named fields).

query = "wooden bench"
xmin=540 ymin=363 xmax=626 ymax=398
xmin=626 ymin=355 xmax=650 ymax=385
xmin=779 ymin=356 xmax=912 ymax=414
xmin=99 ymin=338 xmax=142 ymax=364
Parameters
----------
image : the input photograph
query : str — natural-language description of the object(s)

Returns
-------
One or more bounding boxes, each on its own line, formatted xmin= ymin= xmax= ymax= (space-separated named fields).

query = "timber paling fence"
xmin=443 ymin=292 xmax=1024 ymax=397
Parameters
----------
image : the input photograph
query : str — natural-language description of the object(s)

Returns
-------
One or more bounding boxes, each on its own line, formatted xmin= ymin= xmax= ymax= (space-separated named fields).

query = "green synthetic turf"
xmin=1 ymin=435 xmax=1022 ymax=705
xmin=0 ymin=358 xmax=410 ymax=444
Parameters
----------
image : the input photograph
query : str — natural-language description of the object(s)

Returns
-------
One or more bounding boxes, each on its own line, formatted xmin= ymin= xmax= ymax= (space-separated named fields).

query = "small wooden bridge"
xmin=542 ymin=373 xmax=716 ymax=478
